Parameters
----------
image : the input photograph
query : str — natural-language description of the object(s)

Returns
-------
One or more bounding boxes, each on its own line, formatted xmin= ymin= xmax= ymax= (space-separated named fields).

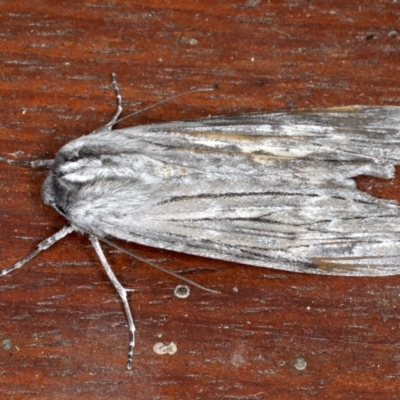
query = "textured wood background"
xmin=1 ymin=1 xmax=400 ymax=399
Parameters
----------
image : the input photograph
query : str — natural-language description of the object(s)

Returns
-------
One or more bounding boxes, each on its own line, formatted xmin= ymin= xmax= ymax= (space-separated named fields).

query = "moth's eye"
xmin=63 ymin=153 xmax=79 ymax=163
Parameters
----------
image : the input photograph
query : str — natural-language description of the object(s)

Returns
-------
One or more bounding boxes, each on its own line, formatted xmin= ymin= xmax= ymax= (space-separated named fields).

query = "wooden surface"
xmin=1 ymin=1 xmax=400 ymax=399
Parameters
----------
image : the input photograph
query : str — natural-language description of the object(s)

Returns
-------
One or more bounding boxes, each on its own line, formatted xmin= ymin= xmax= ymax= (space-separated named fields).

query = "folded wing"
xmin=60 ymin=106 xmax=400 ymax=276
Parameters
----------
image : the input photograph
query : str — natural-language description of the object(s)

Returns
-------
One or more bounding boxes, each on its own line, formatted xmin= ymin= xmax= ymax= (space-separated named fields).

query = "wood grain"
xmin=1 ymin=1 xmax=400 ymax=399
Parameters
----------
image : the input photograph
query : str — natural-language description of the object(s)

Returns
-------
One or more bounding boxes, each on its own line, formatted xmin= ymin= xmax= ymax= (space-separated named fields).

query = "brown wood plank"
xmin=1 ymin=1 xmax=400 ymax=398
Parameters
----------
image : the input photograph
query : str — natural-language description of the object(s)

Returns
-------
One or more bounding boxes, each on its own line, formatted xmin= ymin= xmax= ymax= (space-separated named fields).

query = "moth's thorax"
xmin=41 ymin=132 xmax=113 ymax=215
xmin=40 ymin=129 xmax=168 ymax=227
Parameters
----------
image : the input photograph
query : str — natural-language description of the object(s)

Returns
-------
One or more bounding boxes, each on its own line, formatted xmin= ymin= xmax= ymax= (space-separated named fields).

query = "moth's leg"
xmin=104 ymin=73 xmax=123 ymax=130
xmin=90 ymin=235 xmax=135 ymax=370
xmin=1 ymin=225 xmax=74 ymax=276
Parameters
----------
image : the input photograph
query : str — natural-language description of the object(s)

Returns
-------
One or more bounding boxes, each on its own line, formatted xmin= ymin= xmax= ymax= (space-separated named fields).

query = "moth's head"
xmin=41 ymin=133 xmax=104 ymax=215
xmin=41 ymin=154 xmax=70 ymax=215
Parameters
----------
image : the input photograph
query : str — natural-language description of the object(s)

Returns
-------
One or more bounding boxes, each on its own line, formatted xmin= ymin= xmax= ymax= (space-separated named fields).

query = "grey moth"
xmin=2 ymin=74 xmax=400 ymax=369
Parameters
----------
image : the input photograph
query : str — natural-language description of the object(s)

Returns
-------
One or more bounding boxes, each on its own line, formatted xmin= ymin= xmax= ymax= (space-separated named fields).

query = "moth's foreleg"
xmin=0 ymin=225 xmax=74 ymax=276
xmin=90 ymin=235 xmax=135 ymax=370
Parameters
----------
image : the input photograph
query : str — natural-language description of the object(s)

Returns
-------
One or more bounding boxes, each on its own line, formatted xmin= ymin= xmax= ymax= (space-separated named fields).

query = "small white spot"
xmin=294 ymin=357 xmax=307 ymax=371
xmin=232 ymin=287 xmax=239 ymax=293
xmin=2 ymin=339 xmax=12 ymax=350
xmin=153 ymin=342 xmax=177 ymax=355
xmin=174 ymin=285 xmax=190 ymax=298
xmin=232 ymin=352 xmax=245 ymax=367
xmin=180 ymin=36 xmax=198 ymax=45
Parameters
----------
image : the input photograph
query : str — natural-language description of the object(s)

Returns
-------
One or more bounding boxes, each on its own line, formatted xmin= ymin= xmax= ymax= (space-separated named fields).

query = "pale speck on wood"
xmin=2 ymin=339 xmax=12 ymax=350
xmin=174 ymin=284 xmax=190 ymax=298
xmin=153 ymin=342 xmax=177 ymax=355
xmin=293 ymin=357 xmax=307 ymax=371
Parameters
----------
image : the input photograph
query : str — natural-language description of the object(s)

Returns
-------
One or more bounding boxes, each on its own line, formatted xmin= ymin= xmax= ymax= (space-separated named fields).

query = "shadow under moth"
xmin=1 ymin=74 xmax=400 ymax=369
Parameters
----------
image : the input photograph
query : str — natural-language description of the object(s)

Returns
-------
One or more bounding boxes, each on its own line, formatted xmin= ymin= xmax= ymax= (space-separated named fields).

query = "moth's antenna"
xmin=0 ymin=157 xmax=54 ymax=168
xmin=98 ymin=236 xmax=220 ymax=294
xmin=110 ymin=73 xmax=215 ymax=126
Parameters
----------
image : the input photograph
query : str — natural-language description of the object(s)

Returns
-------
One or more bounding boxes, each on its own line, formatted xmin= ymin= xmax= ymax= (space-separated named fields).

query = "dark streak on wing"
xmin=159 ymin=191 xmax=321 ymax=205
